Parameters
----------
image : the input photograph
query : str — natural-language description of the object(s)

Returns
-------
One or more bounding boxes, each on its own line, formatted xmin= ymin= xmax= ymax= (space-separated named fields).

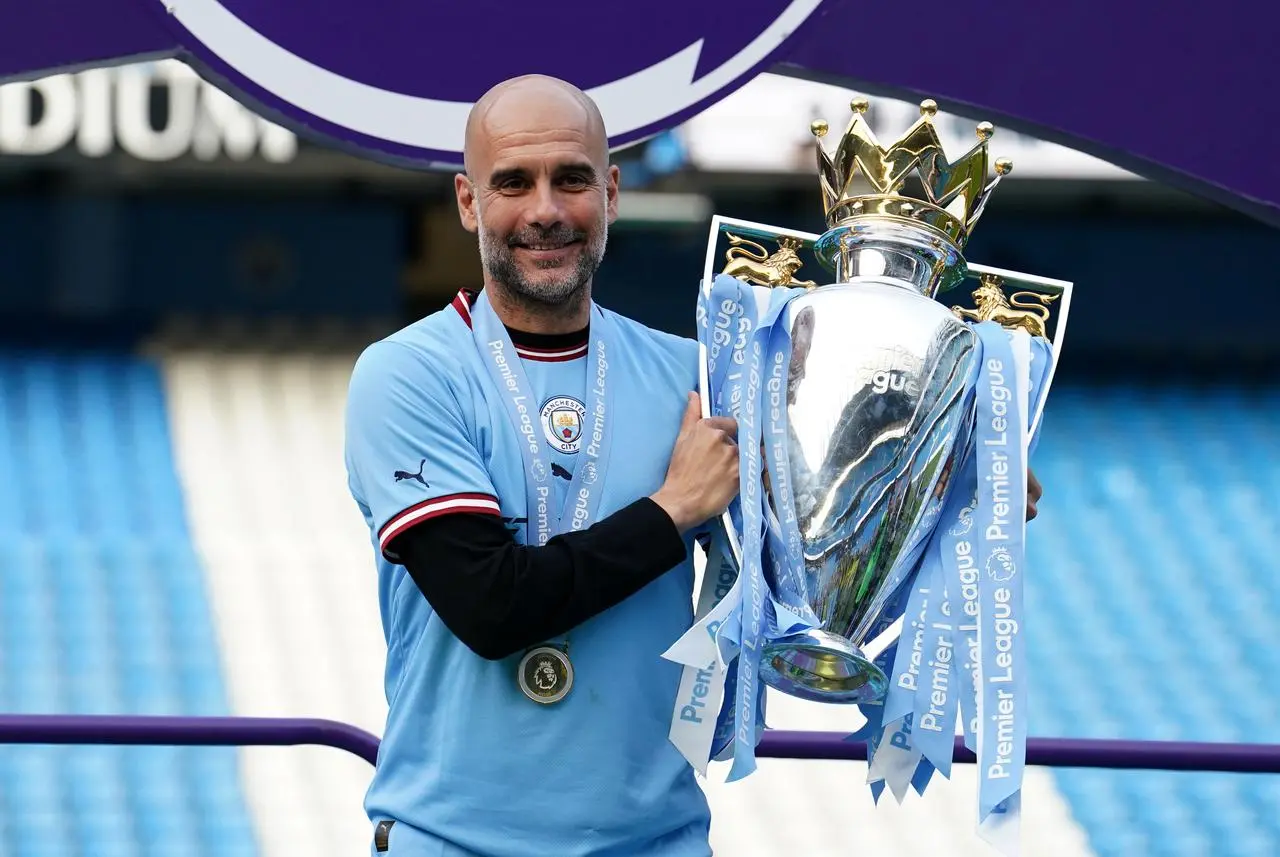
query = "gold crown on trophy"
xmin=810 ymin=97 xmax=1013 ymax=249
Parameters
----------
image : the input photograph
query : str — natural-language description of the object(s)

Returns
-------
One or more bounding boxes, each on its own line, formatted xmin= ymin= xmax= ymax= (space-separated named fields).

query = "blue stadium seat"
xmin=0 ymin=350 xmax=259 ymax=857
xmin=1027 ymin=379 xmax=1280 ymax=856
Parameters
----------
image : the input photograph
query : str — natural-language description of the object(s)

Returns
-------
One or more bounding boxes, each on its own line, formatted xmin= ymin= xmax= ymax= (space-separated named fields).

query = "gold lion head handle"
xmin=951 ymin=273 xmax=1059 ymax=339
xmin=720 ymin=232 xmax=818 ymax=289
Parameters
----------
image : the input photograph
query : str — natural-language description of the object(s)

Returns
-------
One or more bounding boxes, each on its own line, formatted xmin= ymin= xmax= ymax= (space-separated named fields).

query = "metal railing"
xmin=1 ymin=715 xmax=1279 ymax=775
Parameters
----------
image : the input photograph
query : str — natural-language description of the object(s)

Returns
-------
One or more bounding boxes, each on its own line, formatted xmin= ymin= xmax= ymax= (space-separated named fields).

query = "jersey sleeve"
xmin=344 ymin=339 xmax=501 ymax=563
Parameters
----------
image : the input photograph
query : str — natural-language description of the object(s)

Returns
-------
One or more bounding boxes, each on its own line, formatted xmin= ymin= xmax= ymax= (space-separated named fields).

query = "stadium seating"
xmin=152 ymin=338 xmax=387 ymax=857
xmin=1022 ymin=382 xmax=1280 ymax=857
xmin=0 ymin=350 xmax=258 ymax=857
xmin=1 ymin=340 xmax=1277 ymax=857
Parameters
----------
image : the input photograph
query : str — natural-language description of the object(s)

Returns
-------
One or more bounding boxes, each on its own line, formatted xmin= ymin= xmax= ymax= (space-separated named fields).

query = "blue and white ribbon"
xmin=664 ymin=275 xmax=817 ymax=777
xmin=859 ymin=320 xmax=1054 ymax=857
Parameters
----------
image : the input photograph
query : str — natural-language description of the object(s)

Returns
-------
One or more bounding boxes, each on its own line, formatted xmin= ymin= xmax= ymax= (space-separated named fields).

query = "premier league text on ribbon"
xmin=981 ymin=354 xmax=1021 ymax=780
xmin=896 ymin=585 xmax=930 ymax=697
xmin=487 ymin=340 xmax=540 ymax=457
xmin=473 ymin=291 xmax=617 ymax=708
xmin=678 ymin=552 xmax=737 ymax=726
xmin=953 ymin=537 xmax=982 ymax=739
xmin=736 ymin=336 xmax=765 ymax=751
xmin=914 ymin=594 xmax=954 ymax=737
xmin=571 ymin=339 xmax=610 ymax=531
xmin=712 ymin=297 xmax=750 ymax=415
xmin=765 ymin=344 xmax=800 ymax=570
xmin=488 ymin=339 xmax=550 ymax=541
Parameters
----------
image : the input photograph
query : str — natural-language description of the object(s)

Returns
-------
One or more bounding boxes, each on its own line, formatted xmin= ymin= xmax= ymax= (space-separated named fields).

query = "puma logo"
xmin=393 ymin=459 xmax=428 ymax=486
xmin=551 ymin=462 xmax=572 ymax=481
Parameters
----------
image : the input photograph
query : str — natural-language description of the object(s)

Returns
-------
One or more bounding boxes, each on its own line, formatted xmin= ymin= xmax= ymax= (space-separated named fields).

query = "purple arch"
xmin=3 ymin=1 xmax=1275 ymax=225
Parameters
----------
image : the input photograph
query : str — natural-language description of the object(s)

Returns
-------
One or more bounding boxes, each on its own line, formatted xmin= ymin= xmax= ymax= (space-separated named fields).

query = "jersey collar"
xmin=452 ymin=289 xmax=589 ymax=363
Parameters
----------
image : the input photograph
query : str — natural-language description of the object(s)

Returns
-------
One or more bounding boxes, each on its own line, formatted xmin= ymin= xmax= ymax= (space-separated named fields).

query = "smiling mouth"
xmin=517 ymin=241 xmax=578 ymax=251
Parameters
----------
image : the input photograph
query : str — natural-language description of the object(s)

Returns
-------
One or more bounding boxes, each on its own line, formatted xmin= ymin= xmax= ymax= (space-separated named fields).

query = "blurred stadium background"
xmin=0 ymin=60 xmax=1277 ymax=857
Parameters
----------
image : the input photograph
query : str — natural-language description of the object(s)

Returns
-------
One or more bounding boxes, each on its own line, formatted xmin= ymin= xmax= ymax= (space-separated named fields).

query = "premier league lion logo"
xmin=986 ymin=546 xmax=1018 ymax=582
xmin=949 ymin=498 xmax=978 ymax=538
xmin=533 ymin=658 xmax=560 ymax=693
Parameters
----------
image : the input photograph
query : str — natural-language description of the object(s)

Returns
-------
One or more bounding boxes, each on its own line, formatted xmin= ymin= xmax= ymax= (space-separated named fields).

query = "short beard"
xmin=476 ymin=206 xmax=608 ymax=319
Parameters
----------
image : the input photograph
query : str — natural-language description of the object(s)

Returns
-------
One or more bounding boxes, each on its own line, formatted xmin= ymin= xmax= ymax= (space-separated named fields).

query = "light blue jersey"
xmin=344 ymin=289 xmax=712 ymax=857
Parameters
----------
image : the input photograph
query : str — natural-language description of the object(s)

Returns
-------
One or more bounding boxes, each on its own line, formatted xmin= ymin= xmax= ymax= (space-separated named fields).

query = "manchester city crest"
xmin=540 ymin=396 xmax=586 ymax=454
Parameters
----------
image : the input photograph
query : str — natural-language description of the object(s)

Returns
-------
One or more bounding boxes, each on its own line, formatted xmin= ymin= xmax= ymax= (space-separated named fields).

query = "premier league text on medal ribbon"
xmin=489 ymin=338 xmax=551 ymax=543
xmin=487 ymin=340 xmax=541 ymax=458
xmin=570 ymin=339 xmax=610 ymax=531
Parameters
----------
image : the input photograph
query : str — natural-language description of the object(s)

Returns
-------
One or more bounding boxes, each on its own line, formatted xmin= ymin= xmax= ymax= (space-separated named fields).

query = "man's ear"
xmin=455 ymin=173 xmax=478 ymax=233
xmin=605 ymin=164 xmax=621 ymax=225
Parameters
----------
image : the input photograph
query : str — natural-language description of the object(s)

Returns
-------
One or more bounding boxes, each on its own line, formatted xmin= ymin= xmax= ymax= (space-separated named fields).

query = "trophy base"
xmin=759 ymin=630 xmax=888 ymax=704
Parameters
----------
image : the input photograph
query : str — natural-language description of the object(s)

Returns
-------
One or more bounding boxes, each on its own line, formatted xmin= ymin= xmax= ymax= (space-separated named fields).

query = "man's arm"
xmin=390 ymin=392 xmax=740 ymax=660
xmin=392 ymin=499 xmax=686 ymax=660
xmin=345 ymin=340 xmax=739 ymax=661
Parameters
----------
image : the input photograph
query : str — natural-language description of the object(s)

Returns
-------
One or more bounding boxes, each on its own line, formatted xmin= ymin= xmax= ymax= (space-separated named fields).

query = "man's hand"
xmin=1026 ymin=468 xmax=1043 ymax=522
xmin=651 ymin=393 xmax=741 ymax=533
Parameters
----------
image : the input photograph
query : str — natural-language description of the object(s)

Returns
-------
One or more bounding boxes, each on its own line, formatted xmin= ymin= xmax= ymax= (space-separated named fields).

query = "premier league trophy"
xmin=663 ymin=95 xmax=1072 ymax=853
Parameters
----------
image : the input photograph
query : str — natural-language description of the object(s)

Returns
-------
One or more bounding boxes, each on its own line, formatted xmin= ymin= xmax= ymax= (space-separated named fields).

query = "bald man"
xmin=343 ymin=75 xmax=739 ymax=857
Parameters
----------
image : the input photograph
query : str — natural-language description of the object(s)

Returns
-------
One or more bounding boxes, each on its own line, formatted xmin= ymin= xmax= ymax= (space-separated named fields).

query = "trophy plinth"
xmin=760 ymin=629 xmax=888 ymax=704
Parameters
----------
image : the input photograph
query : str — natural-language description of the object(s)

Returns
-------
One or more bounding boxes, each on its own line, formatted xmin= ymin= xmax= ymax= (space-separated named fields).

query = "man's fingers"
xmin=703 ymin=416 xmax=738 ymax=440
xmin=1026 ymin=468 xmax=1042 ymax=522
xmin=681 ymin=392 xmax=702 ymax=429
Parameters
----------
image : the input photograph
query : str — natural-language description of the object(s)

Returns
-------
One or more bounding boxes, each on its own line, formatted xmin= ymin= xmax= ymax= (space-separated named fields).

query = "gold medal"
xmin=517 ymin=645 xmax=574 ymax=704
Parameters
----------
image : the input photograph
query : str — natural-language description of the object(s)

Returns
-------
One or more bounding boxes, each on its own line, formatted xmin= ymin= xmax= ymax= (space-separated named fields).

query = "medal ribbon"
xmin=470 ymin=289 xmax=615 ymax=638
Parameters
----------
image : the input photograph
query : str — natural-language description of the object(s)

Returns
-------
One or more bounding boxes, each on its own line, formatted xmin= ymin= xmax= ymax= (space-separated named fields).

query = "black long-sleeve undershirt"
xmin=390 ymin=498 xmax=689 ymax=661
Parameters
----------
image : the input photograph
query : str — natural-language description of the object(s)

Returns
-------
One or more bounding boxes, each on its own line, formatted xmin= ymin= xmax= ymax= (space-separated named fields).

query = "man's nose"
xmin=528 ymin=181 xmax=564 ymax=226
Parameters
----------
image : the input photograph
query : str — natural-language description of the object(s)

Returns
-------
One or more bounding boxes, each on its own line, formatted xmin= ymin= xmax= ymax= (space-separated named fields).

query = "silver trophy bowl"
xmin=756 ymin=220 xmax=980 ymax=704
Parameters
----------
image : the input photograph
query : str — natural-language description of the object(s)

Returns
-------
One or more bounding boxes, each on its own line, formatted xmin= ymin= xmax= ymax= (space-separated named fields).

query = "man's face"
xmin=456 ymin=96 xmax=619 ymax=307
